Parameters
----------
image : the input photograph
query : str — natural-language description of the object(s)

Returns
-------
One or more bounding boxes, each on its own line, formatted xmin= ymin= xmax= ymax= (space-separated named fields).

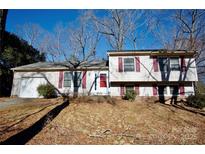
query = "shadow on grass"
xmin=0 ymin=100 xmax=69 ymax=145
xmin=156 ymin=99 xmax=205 ymax=116
xmin=171 ymin=104 xmax=205 ymax=116
xmin=0 ymin=103 xmax=58 ymax=134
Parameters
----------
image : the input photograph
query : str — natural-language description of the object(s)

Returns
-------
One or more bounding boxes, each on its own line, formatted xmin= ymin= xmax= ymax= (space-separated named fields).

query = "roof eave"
xmin=11 ymin=66 xmax=109 ymax=72
xmin=107 ymin=51 xmax=195 ymax=57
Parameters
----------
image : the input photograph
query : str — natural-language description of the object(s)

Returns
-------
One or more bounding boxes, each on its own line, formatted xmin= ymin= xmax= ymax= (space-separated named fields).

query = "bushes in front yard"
xmin=123 ymin=90 xmax=136 ymax=101
xmin=186 ymin=94 xmax=205 ymax=109
xmin=37 ymin=84 xmax=57 ymax=98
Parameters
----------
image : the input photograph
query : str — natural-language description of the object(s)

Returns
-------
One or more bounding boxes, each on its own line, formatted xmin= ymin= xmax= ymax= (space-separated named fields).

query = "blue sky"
xmin=5 ymin=9 xmax=172 ymax=60
xmin=6 ymin=10 xmax=80 ymax=32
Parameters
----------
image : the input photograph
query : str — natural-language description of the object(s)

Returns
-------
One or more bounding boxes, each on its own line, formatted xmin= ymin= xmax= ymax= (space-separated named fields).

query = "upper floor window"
xmin=170 ymin=58 xmax=180 ymax=71
xmin=100 ymin=74 xmax=107 ymax=87
xmin=158 ymin=57 xmax=180 ymax=72
xmin=124 ymin=58 xmax=134 ymax=72
xmin=159 ymin=58 xmax=169 ymax=72
xmin=64 ymin=72 xmax=72 ymax=87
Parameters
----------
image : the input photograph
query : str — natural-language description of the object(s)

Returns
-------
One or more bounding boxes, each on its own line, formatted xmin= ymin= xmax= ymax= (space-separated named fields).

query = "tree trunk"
xmin=0 ymin=9 xmax=8 ymax=53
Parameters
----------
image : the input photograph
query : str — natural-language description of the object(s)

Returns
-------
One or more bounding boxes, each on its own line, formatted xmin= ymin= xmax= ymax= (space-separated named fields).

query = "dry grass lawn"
xmin=0 ymin=96 xmax=205 ymax=144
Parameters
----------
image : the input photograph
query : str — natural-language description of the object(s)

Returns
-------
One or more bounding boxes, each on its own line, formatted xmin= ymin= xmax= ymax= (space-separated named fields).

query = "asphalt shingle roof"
xmin=11 ymin=60 xmax=108 ymax=71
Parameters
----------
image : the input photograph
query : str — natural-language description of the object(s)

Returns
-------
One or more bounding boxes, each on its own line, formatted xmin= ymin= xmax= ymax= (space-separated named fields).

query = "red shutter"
xmin=153 ymin=57 xmax=159 ymax=72
xmin=118 ymin=57 xmax=123 ymax=72
xmin=181 ymin=56 xmax=186 ymax=72
xmin=82 ymin=71 xmax=87 ymax=89
xmin=135 ymin=57 xmax=140 ymax=72
xmin=135 ymin=84 xmax=140 ymax=95
xmin=120 ymin=85 xmax=125 ymax=96
xmin=58 ymin=71 xmax=64 ymax=88
xmin=179 ymin=85 xmax=185 ymax=96
xmin=100 ymin=74 xmax=107 ymax=87
xmin=153 ymin=85 xmax=158 ymax=96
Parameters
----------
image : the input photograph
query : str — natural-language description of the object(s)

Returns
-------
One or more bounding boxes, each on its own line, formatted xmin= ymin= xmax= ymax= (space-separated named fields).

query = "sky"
xmin=5 ymin=9 xmax=171 ymax=60
xmin=6 ymin=10 xmax=80 ymax=32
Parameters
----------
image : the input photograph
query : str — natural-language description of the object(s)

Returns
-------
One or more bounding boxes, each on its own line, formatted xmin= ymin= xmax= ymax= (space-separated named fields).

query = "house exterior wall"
xmin=110 ymin=82 xmax=194 ymax=96
xmin=109 ymin=56 xmax=198 ymax=82
xmin=60 ymin=70 xmax=109 ymax=96
xmin=108 ymin=54 xmax=197 ymax=97
xmin=11 ymin=70 xmax=109 ymax=97
xmin=11 ymin=52 xmax=198 ymax=98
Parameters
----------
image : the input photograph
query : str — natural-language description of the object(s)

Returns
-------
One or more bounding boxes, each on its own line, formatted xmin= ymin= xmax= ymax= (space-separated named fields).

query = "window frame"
xmin=158 ymin=57 xmax=169 ymax=72
xmin=170 ymin=57 xmax=180 ymax=71
xmin=124 ymin=58 xmax=135 ymax=72
xmin=63 ymin=72 xmax=72 ymax=88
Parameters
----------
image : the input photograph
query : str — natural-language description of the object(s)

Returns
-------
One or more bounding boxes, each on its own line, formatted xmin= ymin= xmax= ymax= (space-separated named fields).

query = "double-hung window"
xmin=170 ymin=58 xmax=180 ymax=71
xmin=159 ymin=58 xmax=169 ymax=72
xmin=64 ymin=72 xmax=72 ymax=87
xmin=74 ymin=72 xmax=81 ymax=87
xmin=124 ymin=58 xmax=134 ymax=72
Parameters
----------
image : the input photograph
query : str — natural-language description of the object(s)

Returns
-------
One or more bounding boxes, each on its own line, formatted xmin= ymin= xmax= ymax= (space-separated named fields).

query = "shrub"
xmin=197 ymin=81 xmax=205 ymax=94
xmin=37 ymin=84 xmax=57 ymax=98
xmin=186 ymin=94 xmax=205 ymax=109
xmin=124 ymin=90 xmax=136 ymax=101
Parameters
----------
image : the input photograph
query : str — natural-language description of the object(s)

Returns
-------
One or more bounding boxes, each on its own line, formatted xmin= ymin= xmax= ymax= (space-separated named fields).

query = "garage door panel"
xmin=20 ymin=77 xmax=47 ymax=98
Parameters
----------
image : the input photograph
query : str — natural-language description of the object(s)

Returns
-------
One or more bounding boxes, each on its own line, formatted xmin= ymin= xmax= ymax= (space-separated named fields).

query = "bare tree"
xmin=93 ymin=10 xmax=146 ymax=50
xmin=140 ymin=10 xmax=203 ymax=103
xmin=16 ymin=23 xmax=45 ymax=50
xmin=40 ymin=23 xmax=67 ymax=62
xmin=45 ymin=11 xmax=101 ymax=97
xmin=172 ymin=10 xmax=205 ymax=51
xmin=172 ymin=10 xmax=205 ymax=91
xmin=45 ymin=12 xmax=100 ymax=64
xmin=150 ymin=10 xmax=205 ymax=103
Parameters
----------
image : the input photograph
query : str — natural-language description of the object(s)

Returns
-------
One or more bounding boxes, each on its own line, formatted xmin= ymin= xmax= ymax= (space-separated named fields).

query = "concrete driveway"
xmin=0 ymin=98 xmax=36 ymax=110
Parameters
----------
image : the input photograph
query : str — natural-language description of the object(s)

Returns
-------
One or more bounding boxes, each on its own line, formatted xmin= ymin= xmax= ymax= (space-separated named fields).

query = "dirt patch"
xmin=0 ymin=98 xmax=62 ymax=143
xmin=0 ymin=96 xmax=205 ymax=144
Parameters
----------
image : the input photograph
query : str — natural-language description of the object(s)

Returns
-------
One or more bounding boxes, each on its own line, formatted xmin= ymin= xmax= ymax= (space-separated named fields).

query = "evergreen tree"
xmin=0 ymin=31 xmax=45 ymax=96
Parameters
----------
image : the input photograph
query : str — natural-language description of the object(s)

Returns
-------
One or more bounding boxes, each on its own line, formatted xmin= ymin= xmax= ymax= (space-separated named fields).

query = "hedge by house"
xmin=37 ymin=84 xmax=57 ymax=98
xmin=123 ymin=90 xmax=137 ymax=101
xmin=186 ymin=94 xmax=205 ymax=109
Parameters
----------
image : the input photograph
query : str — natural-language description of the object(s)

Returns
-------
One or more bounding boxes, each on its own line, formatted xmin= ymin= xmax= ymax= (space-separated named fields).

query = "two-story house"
xmin=108 ymin=50 xmax=198 ymax=97
xmin=10 ymin=50 xmax=198 ymax=98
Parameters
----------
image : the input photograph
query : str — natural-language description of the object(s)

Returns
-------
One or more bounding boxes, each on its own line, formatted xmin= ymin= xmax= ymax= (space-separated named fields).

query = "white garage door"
xmin=19 ymin=77 xmax=47 ymax=98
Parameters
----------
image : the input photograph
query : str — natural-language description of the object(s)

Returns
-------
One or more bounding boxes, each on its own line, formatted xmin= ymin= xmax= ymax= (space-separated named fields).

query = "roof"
xmin=11 ymin=60 xmax=108 ymax=71
xmin=107 ymin=49 xmax=195 ymax=57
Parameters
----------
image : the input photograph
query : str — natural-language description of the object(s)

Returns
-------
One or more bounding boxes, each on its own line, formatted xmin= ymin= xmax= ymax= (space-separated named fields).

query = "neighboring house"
xmin=11 ymin=50 xmax=198 ymax=98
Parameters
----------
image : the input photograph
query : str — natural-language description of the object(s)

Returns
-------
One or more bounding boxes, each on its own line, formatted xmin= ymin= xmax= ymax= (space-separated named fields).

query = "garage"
xmin=19 ymin=77 xmax=47 ymax=98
